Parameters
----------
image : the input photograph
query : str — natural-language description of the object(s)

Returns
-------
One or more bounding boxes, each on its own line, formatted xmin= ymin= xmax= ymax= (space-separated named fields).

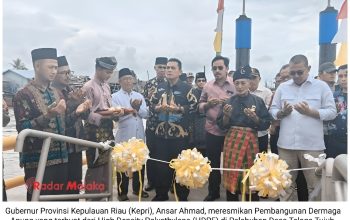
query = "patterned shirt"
xmin=150 ymin=80 xmax=197 ymax=139
xmin=13 ymin=80 xmax=67 ymax=169
xmin=82 ymin=77 xmax=114 ymax=168
xmin=328 ymin=90 xmax=347 ymax=139
xmin=60 ymin=86 xmax=89 ymax=153
xmin=199 ymin=77 xmax=235 ymax=136
xmin=82 ymin=77 xmax=112 ymax=126
xmin=143 ymin=76 xmax=166 ymax=131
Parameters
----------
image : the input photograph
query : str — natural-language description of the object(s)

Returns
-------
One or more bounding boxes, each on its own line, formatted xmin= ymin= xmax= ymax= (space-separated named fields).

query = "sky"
xmin=2 ymin=0 xmax=345 ymax=83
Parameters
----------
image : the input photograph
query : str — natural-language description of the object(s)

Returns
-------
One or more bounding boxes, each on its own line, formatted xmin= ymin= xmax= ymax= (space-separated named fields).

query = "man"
xmin=13 ymin=48 xmax=68 ymax=201
xmin=335 ymin=64 xmax=347 ymax=92
xmin=186 ymin=72 xmax=195 ymax=87
xmin=189 ymin=72 xmax=207 ymax=154
xmin=82 ymin=57 xmax=123 ymax=198
xmin=270 ymin=54 xmax=336 ymax=201
xmin=199 ymin=56 xmax=235 ymax=201
xmin=318 ymin=62 xmax=337 ymax=92
xmin=217 ymin=66 xmax=272 ymax=201
xmin=318 ymin=62 xmax=338 ymax=159
xmin=112 ymin=68 xmax=149 ymax=201
xmin=270 ymin=64 xmax=290 ymax=154
xmin=249 ymin=67 xmax=273 ymax=152
xmin=142 ymin=57 xmax=167 ymax=191
xmin=326 ymin=64 xmax=347 ymax=158
xmin=150 ymin=58 xmax=197 ymax=201
xmin=52 ymin=56 xmax=91 ymax=199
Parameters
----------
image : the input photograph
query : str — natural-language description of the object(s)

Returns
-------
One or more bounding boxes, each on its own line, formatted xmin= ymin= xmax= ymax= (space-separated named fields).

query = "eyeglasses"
xmin=212 ymin=66 xmax=224 ymax=71
xmin=157 ymin=66 xmax=167 ymax=70
xmin=338 ymin=74 xmax=347 ymax=78
xmin=289 ymin=70 xmax=305 ymax=76
xmin=196 ymin=79 xmax=206 ymax=83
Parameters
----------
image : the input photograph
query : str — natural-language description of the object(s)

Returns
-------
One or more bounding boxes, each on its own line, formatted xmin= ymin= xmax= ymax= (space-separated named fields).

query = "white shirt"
xmin=251 ymin=84 xmax=273 ymax=137
xmin=112 ymin=89 xmax=148 ymax=142
xmin=269 ymin=76 xmax=336 ymax=151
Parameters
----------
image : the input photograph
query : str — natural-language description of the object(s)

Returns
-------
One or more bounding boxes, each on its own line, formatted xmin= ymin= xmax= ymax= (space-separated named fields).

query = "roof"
xmin=3 ymin=69 xmax=35 ymax=79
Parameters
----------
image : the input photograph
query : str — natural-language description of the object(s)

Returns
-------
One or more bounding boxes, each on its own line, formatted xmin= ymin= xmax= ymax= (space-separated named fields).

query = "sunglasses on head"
xmin=212 ymin=66 xmax=224 ymax=71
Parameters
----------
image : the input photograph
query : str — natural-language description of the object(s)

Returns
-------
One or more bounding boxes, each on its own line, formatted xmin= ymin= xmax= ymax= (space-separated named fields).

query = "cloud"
xmin=2 ymin=0 xmax=345 ymax=82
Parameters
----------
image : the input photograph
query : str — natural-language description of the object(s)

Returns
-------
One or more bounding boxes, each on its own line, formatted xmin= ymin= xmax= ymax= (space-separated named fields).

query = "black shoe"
xmin=144 ymin=183 xmax=154 ymax=191
xmin=133 ymin=190 xmax=149 ymax=198
xmin=151 ymin=195 xmax=169 ymax=201
xmin=118 ymin=194 xmax=129 ymax=201
xmin=226 ymin=191 xmax=239 ymax=201
xmin=204 ymin=194 xmax=220 ymax=201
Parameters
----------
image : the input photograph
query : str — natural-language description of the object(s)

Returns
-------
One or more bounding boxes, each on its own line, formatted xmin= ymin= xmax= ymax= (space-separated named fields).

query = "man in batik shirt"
xmin=13 ymin=48 xmax=68 ymax=201
xmin=150 ymin=58 xmax=197 ymax=201
xmin=142 ymin=57 xmax=167 ymax=191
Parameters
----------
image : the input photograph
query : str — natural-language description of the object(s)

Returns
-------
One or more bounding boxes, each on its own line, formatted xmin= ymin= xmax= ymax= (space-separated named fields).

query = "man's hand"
xmin=244 ymin=108 xmax=259 ymax=123
xmin=223 ymin=104 xmax=233 ymax=118
xmin=112 ymin=108 xmax=124 ymax=117
xmin=130 ymin=99 xmax=142 ymax=111
xmin=294 ymin=101 xmax=312 ymax=116
xmin=69 ymin=88 xmax=86 ymax=102
xmin=277 ymin=101 xmax=293 ymax=119
xmin=155 ymin=104 xmax=168 ymax=113
xmin=168 ymin=104 xmax=183 ymax=113
xmin=48 ymin=99 xmax=66 ymax=117
xmin=76 ymin=99 xmax=92 ymax=115
xmin=207 ymin=98 xmax=222 ymax=108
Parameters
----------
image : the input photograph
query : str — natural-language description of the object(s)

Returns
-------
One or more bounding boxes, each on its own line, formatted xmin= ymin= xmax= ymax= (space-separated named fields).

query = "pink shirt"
xmin=199 ymin=77 xmax=235 ymax=136
xmin=82 ymin=77 xmax=112 ymax=126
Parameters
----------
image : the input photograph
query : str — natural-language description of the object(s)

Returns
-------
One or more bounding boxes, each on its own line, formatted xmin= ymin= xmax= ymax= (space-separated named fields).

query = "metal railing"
xmin=15 ymin=129 xmax=113 ymax=201
xmin=320 ymin=154 xmax=347 ymax=201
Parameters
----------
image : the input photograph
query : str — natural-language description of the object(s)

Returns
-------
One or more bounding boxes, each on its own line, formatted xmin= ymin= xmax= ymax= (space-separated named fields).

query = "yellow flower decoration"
xmin=111 ymin=138 xmax=149 ymax=173
xmin=169 ymin=148 xmax=211 ymax=189
xmin=249 ymin=152 xmax=292 ymax=198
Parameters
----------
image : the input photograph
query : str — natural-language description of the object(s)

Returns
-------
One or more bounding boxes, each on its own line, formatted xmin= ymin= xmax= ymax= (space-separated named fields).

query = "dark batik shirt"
xmin=13 ymin=80 xmax=68 ymax=169
xmin=60 ymin=86 xmax=89 ymax=153
xmin=143 ymin=76 xmax=166 ymax=131
xmin=150 ymin=80 xmax=197 ymax=139
xmin=328 ymin=90 xmax=347 ymax=140
xmin=217 ymin=93 xmax=272 ymax=131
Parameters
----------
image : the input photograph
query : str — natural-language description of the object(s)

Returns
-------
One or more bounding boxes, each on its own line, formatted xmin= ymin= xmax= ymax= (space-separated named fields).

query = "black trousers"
xmin=325 ymin=134 xmax=347 ymax=158
xmin=258 ymin=134 xmax=269 ymax=153
xmin=145 ymin=129 xmax=156 ymax=186
xmin=206 ymin=132 xmax=225 ymax=197
xmin=153 ymin=137 xmax=189 ymax=200
xmin=117 ymin=166 xmax=145 ymax=196
xmin=66 ymin=152 xmax=82 ymax=200
xmin=24 ymin=163 xmax=68 ymax=201
xmin=269 ymin=126 xmax=280 ymax=154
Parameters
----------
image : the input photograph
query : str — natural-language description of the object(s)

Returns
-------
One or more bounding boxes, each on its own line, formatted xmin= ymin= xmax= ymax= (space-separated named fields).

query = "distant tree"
xmin=10 ymin=58 xmax=28 ymax=70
